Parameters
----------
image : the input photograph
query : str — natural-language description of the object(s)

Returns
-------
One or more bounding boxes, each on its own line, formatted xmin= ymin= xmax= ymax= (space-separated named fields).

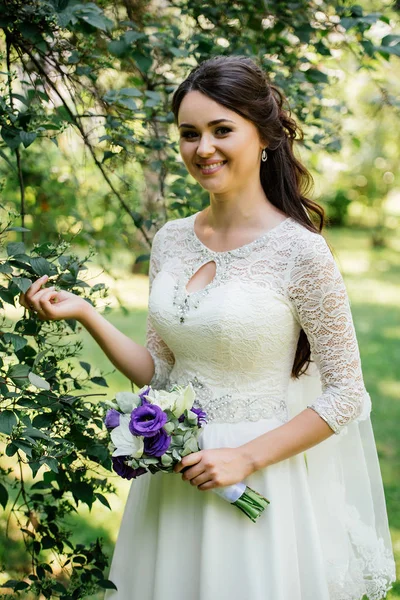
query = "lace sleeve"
xmin=146 ymin=226 xmax=175 ymax=389
xmin=288 ymin=233 xmax=371 ymax=434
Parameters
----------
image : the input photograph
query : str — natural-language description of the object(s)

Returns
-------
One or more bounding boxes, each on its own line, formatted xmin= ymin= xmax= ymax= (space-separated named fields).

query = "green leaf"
xmin=131 ymin=50 xmax=153 ymax=73
xmin=5 ymin=443 xmax=17 ymax=457
xmin=7 ymin=242 xmax=26 ymax=257
xmin=1 ymin=125 xmax=21 ymax=150
xmin=3 ymin=333 xmax=28 ymax=352
xmin=120 ymin=87 xmax=142 ymax=97
xmin=135 ymin=254 xmax=150 ymax=264
xmin=43 ymin=457 xmax=59 ymax=473
xmin=11 ymin=277 xmax=32 ymax=294
xmin=79 ymin=361 xmax=91 ymax=374
xmin=8 ymin=364 xmax=30 ymax=387
xmin=96 ymin=579 xmax=118 ymax=590
xmin=29 ymin=256 xmax=54 ymax=277
xmin=108 ymin=39 xmax=128 ymax=56
xmin=95 ymin=493 xmax=111 ymax=509
xmin=29 ymin=372 xmax=51 ymax=391
xmin=0 ymin=482 xmax=8 ymax=509
xmin=161 ymin=453 xmax=173 ymax=466
xmin=90 ymin=376 xmax=108 ymax=387
xmin=305 ymin=69 xmax=329 ymax=84
xmin=13 ymin=439 xmax=33 ymax=457
xmin=14 ymin=581 xmax=30 ymax=591
xmin=6 ymin=226 xmax=30 ymax=232
xmin=71 ymin=481 xmax=94 ymax=506
xmin=23 ymin=427 xmax=51 ymax=440
xmin=0 ymin=411 xmax=18 ymax=435
xmin=76 ymin=4 xmax=114 ymax=32
xmin=20 ymin=131 xmax=37 ymax=148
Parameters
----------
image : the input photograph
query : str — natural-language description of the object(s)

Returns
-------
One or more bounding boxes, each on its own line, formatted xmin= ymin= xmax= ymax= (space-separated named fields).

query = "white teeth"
xmin=199 ymin=161 xmax=225 ymax=171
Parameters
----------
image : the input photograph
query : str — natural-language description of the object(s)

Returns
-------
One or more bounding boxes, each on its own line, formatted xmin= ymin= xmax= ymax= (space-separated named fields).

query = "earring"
xmin=261 ymin=148 xmax=268 ymax=162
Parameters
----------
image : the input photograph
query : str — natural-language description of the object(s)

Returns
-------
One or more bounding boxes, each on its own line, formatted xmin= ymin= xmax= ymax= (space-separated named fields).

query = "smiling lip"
xmin=197 ymin=160 xmax=227 ymax=174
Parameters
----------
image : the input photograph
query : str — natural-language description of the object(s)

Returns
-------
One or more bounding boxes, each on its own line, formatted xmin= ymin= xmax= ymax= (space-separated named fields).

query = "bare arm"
xmin=240 ymin=407 xmax=334 ymax=474
xmin=78 ymin=304 xmax=155 ymax=388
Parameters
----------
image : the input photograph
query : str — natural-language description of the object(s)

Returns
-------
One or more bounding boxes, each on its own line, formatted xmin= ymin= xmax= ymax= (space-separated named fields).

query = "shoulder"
xmin=153 ymin=213 xmax=195 ymax=246
xmin=285 ymin=219 xmax=345 ymax=296
xmin=286 ymin=218 xmax=333 ymax=265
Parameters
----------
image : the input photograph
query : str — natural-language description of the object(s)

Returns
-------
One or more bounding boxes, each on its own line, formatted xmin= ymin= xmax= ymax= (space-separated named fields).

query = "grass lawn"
xmin=1 ymin=225 xmax=399 ymax=598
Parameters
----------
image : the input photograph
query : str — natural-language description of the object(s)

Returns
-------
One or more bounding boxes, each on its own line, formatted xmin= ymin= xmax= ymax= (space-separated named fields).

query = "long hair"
xmin=171 ymin=55 xmax=326 ymax=378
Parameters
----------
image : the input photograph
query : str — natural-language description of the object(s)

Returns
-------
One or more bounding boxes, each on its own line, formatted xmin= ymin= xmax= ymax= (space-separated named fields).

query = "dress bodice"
xmin=146 ymin=212 xmax=371 ymax=433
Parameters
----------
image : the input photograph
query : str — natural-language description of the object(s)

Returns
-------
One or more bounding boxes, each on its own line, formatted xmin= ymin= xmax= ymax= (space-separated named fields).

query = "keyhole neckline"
xmin=184 ymin=259 xmax=217 ymax=297
xmin=190 ymin=211 xmax=291 ymax=256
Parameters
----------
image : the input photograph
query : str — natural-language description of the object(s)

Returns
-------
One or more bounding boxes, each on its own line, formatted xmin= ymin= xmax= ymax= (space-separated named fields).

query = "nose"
xmin=196 ymin=133 xmax=216 ymax=157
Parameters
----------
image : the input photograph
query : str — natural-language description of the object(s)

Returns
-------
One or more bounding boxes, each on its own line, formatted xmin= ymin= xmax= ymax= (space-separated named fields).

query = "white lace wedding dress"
xmin=105 ymin=213 xmax=396 ymax=600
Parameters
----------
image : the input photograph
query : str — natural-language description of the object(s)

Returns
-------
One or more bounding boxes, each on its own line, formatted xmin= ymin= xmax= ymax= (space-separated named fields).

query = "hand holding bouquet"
xmin=104 ymin=384 xmax=270 ymax=523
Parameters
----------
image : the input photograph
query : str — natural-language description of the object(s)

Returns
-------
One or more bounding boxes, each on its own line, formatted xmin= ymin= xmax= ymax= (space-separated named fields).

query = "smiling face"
xmin=177 ymin=91 xmax=266 ymax=194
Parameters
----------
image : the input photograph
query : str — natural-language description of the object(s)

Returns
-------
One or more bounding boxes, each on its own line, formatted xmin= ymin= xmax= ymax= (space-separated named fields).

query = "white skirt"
xmin=104 ymin=415 xmax=395 ymax=600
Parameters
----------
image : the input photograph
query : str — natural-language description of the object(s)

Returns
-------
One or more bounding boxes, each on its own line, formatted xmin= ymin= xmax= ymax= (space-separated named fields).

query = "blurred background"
xmin=0 ymin=0 xmax=399 ymax=597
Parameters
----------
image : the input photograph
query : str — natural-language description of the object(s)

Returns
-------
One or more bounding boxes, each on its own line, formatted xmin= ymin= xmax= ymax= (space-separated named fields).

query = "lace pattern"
xmin=146 ymin=213 xmax=370 ymax=433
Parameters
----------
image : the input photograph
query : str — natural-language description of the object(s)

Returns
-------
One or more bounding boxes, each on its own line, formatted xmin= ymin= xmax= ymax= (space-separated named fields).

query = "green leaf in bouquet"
xmin=171 ymin=434 xmax=183 ymax=446
xmin=163 ymin=421 xmax=175 ymax=435
xmin=161 ymin=453 xmax=173 ymax=467
xmin=176 ymin=421 xmax=190 ymax=432
xmin=186 ymin=411 xmax=198 ymax=425
xmin=184 ymin=437 xmax=199 ymax=454
xmin=129 ymin=458 xmax=139 ymax=469
xmin=183 ymin=430 xmax=193 ymax=443
xmin=142 ymin=457 xmax=159 ymax=465
xmin=171 ymin=449 xmax=182 ymax=462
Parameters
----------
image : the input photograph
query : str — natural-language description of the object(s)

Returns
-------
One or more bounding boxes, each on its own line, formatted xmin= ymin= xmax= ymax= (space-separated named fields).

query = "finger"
xmin=28 ymin=287 xmax=54 ymax=313
xmin=182 ymin=464 xmax=205 ymax=482
xmin=174 ymin=451 xmax=203 ymax=473
xmin=25 ymin=275 xmax=49 ymax=304
xmin=189 ymin=471 xmax=210 ymax=487
xmin=38 ymin=289 xmax=59 ymax=314
xmin=19 ymin=292 xmax=28 ymax=309
xmin=197 ymin=481 xmax=216 ymax=491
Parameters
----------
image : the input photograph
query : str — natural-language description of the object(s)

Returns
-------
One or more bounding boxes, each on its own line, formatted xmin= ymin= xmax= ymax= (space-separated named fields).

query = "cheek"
xmin=179 ymin=142 xmax=195 ymax=168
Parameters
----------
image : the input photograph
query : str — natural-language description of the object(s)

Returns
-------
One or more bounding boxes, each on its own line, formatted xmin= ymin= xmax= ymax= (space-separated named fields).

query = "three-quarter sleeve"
xmin=288 ymin=233 xmax=371 ymax=434
xmin=145 ymin=227 xmax=175 ymax=389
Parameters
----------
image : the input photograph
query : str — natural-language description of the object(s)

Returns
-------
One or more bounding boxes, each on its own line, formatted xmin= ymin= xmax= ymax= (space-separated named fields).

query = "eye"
xmin=215 ymin=127 xmax=231 ymax=135
xmin=180 ymin=131 xmax=198 ymax=139
xmin=180 ymin=126 xmax=232 ymax=140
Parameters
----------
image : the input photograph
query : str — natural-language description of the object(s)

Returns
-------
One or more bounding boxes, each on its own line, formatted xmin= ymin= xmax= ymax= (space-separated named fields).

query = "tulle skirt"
xmin=104 ymin=414 xmax=394 ymax=600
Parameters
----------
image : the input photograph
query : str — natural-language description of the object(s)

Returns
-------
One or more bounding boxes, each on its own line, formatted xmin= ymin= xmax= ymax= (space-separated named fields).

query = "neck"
xmin=205 ymin=182 xmax=285 ymax=233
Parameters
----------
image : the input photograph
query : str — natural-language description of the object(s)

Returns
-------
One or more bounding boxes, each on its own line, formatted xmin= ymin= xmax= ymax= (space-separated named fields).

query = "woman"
xmin=20 ymin=56 xmax=396 ymax=599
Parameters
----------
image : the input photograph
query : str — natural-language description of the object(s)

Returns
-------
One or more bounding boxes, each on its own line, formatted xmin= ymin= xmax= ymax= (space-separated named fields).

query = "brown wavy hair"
xmin=171 ymin=55 xmax=326 ymax=378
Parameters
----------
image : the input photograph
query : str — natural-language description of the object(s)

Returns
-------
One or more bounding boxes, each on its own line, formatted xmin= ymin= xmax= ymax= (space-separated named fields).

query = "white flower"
xmin=171 ymin=384 xmax=196 ymax=418
xmin=146 ymin=388 xmax=181 ymax=412
xmin=115 ymin=391 xmax=141 ymax=414
xmin=111 ymin=414 xmax=144 ymax=458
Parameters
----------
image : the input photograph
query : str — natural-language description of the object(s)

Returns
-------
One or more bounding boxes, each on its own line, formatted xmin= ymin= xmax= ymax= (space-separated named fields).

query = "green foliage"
xmin=0 ymin=0 xmax=398 ymax=251
xmin=0 ymin=206 xmax=117 ymax=598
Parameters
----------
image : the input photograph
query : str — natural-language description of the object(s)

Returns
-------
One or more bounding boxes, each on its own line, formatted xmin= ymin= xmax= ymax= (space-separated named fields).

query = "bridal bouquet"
xmin=103 ymin=384 xmax=270 ymax=523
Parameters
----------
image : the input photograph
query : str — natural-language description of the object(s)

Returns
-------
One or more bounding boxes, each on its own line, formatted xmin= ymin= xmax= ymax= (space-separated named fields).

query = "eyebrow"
xmin=178 ymin=119 xmax=235 ymax=129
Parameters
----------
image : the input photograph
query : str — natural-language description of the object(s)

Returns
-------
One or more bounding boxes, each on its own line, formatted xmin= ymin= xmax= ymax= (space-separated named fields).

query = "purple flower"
xmin=143 ymin=429 xmax=171 ymax=457
xmin=104 ymin=409 xmax=120 ymax=429
xmin=139 ymin=386 xmax=151 ymax=405
xmin=192 ymin=406 xmax=207 ymax=426
xmin=178 ymin=406 xmax=207 ymax=426
xmin=112 ymin=456 xmax=147 ymax=480
xmin=129 ymin=403 xmax=167 ymax=437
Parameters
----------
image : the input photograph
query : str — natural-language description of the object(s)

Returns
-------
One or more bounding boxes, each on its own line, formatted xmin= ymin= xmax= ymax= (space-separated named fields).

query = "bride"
xmin=20 ymin=55 xmax=396 ymax=599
